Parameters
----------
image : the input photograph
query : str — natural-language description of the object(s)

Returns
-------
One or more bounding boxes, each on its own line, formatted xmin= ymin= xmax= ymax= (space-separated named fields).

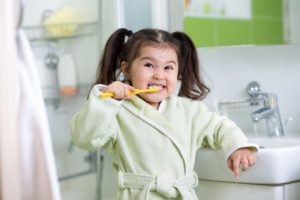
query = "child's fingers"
xmin=248 ymin=154 xmax=256 ymax=166
xmin=127 ymin=85 xmax=136 ymax=91
xmin=111 ymin=87 xmax=124 ymax=99
xmin=227 ymin=159 xmax=233 ymax=172
xmin=228 ymin=148 xmax=257 ymax=180
xmin=104 ymin=81 xmax=136 ymax=99
xmin=123 ymin=85 xmax=136 ymax=99
xmin=241 ymin=152 xmax=256 ymax=170
xmin=241 ymin=155 xmax=249 ymax=171
xmin=227 ymin=154 xmax=241 ymax=179
xmin=232 ymin=155 xmax=241 ymax=179
xmin=105 ymin=83 xmax=136 ymax=99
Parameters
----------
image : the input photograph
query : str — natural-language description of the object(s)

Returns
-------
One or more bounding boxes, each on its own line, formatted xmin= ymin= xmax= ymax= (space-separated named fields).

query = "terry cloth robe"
xmin=71 ymin=85 xmax=258 ymax=200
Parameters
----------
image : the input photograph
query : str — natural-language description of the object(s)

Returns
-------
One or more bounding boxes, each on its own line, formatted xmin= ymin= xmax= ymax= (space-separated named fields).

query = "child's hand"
xmin=103 ymin=81 xmax=135 ymax=100
xmin=227 ymin=148 xmax=256 ymax=180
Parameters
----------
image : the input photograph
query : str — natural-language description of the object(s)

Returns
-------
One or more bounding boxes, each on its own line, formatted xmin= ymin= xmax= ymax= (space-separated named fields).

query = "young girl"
xmin=71 ymin=28 xmax=258 ymax=199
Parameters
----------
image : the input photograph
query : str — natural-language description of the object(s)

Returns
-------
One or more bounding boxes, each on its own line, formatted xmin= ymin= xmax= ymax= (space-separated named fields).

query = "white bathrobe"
xmin=71 ymin=85 xmax=256 ymax=200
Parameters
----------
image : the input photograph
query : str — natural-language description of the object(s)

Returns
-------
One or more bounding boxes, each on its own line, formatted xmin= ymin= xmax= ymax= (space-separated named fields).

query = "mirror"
xmin=121 ymin=0 xmax=300 ymax=47
xmin=183 ymin=0 xmax=300 ymax=47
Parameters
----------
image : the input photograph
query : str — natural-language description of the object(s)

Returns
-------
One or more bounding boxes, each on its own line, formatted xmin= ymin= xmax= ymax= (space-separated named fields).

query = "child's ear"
xmin=121 ymin=61 xmax=130 ymax=79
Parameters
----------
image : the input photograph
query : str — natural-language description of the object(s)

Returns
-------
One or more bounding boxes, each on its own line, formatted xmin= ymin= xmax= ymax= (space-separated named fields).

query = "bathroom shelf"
xmin=22 ymin=22 xmax=98 ymax=41
xmin=43 ymin=84 xmax=92 ymax=108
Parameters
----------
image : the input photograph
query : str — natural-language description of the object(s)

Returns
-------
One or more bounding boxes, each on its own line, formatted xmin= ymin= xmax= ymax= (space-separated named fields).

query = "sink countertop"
xmin=195 ymin=133 xmax=300 ymax=184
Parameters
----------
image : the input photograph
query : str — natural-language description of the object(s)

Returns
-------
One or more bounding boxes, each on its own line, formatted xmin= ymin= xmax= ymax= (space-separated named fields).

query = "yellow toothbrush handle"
xmin=99 ymin=88 xmax=158 ymax=98
xmin=99 ymin=91 xmax=139 ymax=98
xmin=132 ymin=88 xmax=159 ymax=94
xmin=99 ymin=93 xmax=114 ymax=98
xmin=129 ymin=89 xmax=148 ymax=95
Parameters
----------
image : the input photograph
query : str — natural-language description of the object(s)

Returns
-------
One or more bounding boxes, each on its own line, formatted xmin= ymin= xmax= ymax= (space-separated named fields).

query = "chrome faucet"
xmin=247 ymin=81 xmax=284 ymax=136
xmin=218 ymin=81 xmax=284 ymax=136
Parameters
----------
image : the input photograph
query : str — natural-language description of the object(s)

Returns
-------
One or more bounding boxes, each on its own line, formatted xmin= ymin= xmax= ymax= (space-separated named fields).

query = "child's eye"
xmin=164 ymin=65 xmax=174 ymax=70
xmin=144 ymin=63 xmax=153 ymax=68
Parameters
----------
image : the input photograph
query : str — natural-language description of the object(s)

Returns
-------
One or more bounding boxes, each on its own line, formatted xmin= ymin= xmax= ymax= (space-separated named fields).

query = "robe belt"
xmin=118 ymin=171 xmax=199 ymax=199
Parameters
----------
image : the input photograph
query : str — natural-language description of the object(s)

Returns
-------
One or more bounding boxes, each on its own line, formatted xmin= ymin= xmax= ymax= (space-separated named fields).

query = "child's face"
xmin=122 ymin=45 xmax=179 ymax=109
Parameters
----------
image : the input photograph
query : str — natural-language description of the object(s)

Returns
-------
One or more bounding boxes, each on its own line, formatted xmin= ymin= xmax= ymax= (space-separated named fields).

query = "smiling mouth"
xmin=148 ymin=84 xmax=165 ymax=90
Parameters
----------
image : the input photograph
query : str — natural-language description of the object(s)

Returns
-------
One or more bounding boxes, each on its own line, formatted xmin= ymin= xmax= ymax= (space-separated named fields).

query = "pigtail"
xmin=172 ymin=32 xmax=210 ymax=100
xmin=94 ymin=28 xmax=131 ymax=85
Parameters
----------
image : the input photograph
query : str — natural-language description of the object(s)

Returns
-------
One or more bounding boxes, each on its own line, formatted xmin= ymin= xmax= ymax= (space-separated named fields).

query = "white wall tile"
xmin=199 ymin=44 xmax=300 ymax=133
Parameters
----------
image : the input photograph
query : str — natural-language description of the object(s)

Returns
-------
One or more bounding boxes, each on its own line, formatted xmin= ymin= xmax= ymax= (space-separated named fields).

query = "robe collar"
xmin=121 ymin=95 xmax=189 ymax=174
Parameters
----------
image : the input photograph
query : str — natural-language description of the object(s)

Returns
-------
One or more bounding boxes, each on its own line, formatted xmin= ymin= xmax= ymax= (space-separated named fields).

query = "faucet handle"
xmin=284 ymin=117 xmax=293 ymax=125
xmin=247 ymin=81 xmax=261 ymax=97
xmin=284 ymin=117 xmax=293 ymax=131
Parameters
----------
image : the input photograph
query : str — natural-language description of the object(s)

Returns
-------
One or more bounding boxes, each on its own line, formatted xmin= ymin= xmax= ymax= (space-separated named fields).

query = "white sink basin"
xmin=195 ymin=134 xmax=300 ymax=184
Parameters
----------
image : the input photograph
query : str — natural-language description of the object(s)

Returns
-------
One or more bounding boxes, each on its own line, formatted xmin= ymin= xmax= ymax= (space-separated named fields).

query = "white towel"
xmin=16 ymin=30 xmax=61 ymax=200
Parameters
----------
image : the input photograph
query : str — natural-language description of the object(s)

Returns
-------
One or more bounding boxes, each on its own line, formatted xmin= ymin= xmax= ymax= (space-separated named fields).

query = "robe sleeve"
xmin=71 ymin=84 xmax=121 ymax=151
xmin=194 ymin=101 xmax=258 ymax=158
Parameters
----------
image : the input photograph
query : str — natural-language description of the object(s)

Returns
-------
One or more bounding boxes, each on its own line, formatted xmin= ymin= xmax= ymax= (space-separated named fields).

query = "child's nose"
xmin=153 ymin=70 xmax=163 ymax=79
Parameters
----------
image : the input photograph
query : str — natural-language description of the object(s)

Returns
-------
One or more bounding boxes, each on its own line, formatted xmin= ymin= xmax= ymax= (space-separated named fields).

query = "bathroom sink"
xmin=195 ymin=133 xmax=300 ymax=184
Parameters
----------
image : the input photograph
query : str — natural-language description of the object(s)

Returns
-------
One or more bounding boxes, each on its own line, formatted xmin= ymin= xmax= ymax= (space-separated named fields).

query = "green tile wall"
xmin=184 ymin=0 xmax=284 ymax=47
xmin=217 ymin=19 xmax=252 ymax=46
xmin=253 ymin=19 xmax=284 ymax=44
xmin=252 ymin=0 xmax=282 ymax=17
xmin=184 ymin=18 xmax=217 ymax=47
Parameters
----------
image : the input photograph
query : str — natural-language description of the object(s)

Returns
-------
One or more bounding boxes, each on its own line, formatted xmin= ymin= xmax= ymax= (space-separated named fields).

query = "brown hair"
xmin=94 ymin=28 xmax=210 ymax=100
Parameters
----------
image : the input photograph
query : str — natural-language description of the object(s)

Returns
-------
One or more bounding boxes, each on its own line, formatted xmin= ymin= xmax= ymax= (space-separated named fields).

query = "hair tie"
xmin=127 ymin=30 xmax=133 ymax=37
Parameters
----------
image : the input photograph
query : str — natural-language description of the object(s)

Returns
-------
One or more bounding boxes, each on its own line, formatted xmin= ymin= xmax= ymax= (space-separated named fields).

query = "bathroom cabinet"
xmin=196 ymin=180 xmax=300 ymax=200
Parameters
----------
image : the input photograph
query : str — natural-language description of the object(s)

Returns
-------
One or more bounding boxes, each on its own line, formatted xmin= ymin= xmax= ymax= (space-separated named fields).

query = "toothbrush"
xmin=99 ymin=88 xmax=159 ymax=98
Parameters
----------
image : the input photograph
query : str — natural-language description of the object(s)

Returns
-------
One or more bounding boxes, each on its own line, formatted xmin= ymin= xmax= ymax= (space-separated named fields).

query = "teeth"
xmin=149 ymin=85 xmax=163 ymax=90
